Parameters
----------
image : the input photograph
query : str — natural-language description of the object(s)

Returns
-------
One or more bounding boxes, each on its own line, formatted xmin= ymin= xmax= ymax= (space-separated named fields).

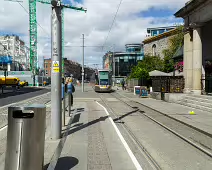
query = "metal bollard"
xmin=62 ymin=95 xmax=66 ymax=126
xmin=5 ymin=104 xmax=46 ymax=170
xmin=62 ymin=83 xmax=65 ymax=126
xmin=67 ymin=93 xmax=71 ymax=116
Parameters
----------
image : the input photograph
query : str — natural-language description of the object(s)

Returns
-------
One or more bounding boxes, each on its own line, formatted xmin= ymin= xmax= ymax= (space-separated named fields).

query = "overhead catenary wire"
xmin=101 ymin=0 xmax=123 ymax=51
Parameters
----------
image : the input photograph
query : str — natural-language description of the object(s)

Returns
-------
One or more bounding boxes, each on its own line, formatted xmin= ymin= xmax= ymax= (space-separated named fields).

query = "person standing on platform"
xmin=68 ymin=78 xmax=75 ymax=106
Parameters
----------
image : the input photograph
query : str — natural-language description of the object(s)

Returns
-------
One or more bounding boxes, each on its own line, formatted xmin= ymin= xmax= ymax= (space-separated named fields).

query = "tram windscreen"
xmin=99 ymin=79 xmax=108 ymax=85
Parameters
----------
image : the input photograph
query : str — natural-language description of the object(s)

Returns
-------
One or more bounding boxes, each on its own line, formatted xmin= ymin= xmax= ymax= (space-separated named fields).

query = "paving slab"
xmin=117 ymin=90 xmax=212 ymax=136
xmin=55 ymin=100 xmax=137 ymax=170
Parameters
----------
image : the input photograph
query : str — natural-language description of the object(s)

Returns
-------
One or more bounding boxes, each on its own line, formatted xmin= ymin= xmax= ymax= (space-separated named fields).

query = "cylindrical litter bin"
xmin=5 ymin=104 xmax=46 ymax=170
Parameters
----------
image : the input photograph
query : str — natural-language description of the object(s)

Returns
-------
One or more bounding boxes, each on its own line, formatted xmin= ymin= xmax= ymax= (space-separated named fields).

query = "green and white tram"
xmin=94 ymin=69 xmax=112 ymax=92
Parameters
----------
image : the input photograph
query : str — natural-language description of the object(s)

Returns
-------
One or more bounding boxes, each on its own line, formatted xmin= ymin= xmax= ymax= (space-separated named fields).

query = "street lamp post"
xmin=113 ymin=44 xmax=115 ymax=86
xmin=82 ymin=34 xmax=85 ymax=92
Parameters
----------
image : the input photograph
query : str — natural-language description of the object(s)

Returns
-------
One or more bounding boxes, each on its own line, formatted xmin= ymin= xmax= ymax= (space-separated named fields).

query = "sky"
xmin=0 ymin=0 xmax=187 ymax=69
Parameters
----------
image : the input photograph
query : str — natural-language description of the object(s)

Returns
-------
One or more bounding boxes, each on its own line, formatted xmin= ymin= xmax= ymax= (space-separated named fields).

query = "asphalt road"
xmin=0 ymin=87 xmax=50 ymax=107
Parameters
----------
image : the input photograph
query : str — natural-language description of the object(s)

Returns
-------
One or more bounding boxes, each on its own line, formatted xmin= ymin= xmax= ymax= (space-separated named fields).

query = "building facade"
xmin=143 ymin=28 xmax=179 ymax=59
xmin=175 ymin=0 xmax=212 ymax=94
xmin=44 ymin=58 xmax=94 ymax=80
xmin=146 ymin=26 xmax=177 ymax=37
xmin=44 ymin=58 xmax=52 ymax=76
xmin=64 ymin=59 xmax=81 ymax=79
xmin=0 ymin=35 xmax=30 ymax=71
xmin=103 ymin=44 xmax=144 ymax=77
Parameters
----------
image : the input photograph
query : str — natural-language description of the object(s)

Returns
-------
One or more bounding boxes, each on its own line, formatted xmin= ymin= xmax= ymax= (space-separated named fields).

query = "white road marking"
xmin=96 ymin=101 xmax=143 ymax=170
xmin=0 ymin=125 xmax=8 ymax=132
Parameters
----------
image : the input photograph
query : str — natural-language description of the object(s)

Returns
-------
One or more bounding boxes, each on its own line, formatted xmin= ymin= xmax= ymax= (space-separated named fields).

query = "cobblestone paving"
xmin=87 ymin=110 xmax=112 ymax=170
xmin=0 ymin=92 xmax=51 ymax=128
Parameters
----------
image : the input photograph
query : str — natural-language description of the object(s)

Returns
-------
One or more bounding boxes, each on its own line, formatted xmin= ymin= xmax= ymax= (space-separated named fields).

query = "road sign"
xmin=53 ymin=67 xmax=59 ymax=73
xmin=52 ymin=60 xmax=59 ymax=73
xmin=53 ymin=61 xmax=59 ymax=67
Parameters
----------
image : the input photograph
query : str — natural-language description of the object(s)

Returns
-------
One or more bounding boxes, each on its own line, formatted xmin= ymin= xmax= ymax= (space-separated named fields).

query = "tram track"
xmin=110 ymin=92 xmax=212 ymax=158
xmin=98 ymin=91 xmax=212 ymax=169
xmin=98 ymin=93 xmax=161 ymax=170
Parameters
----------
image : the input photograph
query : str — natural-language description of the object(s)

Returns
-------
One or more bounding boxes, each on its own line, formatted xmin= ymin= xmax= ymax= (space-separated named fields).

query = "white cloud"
xmin=0 ymin=0 xmax=187 ymax=68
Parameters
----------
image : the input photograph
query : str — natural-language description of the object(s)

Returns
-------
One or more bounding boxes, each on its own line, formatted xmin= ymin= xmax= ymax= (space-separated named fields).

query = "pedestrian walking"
xmin=121 ymin=79 xmax=125 ymax=90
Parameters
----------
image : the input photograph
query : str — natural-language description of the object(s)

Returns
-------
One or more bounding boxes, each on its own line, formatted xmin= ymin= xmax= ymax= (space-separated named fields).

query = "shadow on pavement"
xmin=66 ymin=116 xmax=109 ymax=136
xmin=113 ymin=109 xmax=141 ymax=122
xmin=72 ymin=122 xmax=83 ymax=127
xmin=55 ymin=157 xmax=79 ymax=170
xmin=77 ymin=108 xmax=85 ymax=112
xmin=95 ymin=90 xmax=116 ymax=93
xmin=0 ymin=87 xmax=42 ymax=99
xmin=72 ymin=112 xmax=81 ymax=124
xmin=44 ymin=156 xmax=79 ymax=170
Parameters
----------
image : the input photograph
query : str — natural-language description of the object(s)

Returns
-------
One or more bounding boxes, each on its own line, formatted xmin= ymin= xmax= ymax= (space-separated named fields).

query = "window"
xmin=45 ymin=64 xmax=48 ymax=68
xmin=151 ymin=30 xmax=158 ymax=36
xmin=152 ymin=44 xmax=156 ymax=56
xmin=159 ymin=29 xmax=165 ymax=34
xmin=45 ymin=70 xmax=48 ymax=74
xmin=100 ymin=79 xmax=108 ymax=85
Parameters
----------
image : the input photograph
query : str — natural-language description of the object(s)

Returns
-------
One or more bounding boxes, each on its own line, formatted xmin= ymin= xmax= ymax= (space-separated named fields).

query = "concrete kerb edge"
xmin=117 ymin=92 xmax=212 ymax=138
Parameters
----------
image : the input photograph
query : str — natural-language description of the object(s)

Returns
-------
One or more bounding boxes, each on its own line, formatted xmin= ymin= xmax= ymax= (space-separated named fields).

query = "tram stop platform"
xmin=45 ymin=100 xmax=138 ymax=170
xmin=41 ymin=85 xmax=139 ymax=170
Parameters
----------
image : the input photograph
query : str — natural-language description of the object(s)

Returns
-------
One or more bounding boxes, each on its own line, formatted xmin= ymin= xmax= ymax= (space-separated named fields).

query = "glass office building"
xmin=103 ymin=44 xmax=144 ymax=77
xmin=146 ymin=26 xmax=177 ymax=37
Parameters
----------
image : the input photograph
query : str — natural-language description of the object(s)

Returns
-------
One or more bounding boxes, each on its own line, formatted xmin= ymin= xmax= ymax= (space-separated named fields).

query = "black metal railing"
xmin=151 ymin=76 xmax=184 ymax=93
xmin=203 ymin=77 xmax=212 ymax=94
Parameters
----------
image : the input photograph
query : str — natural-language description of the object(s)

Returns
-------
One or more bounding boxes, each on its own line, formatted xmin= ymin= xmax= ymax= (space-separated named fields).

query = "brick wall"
xmin=44 ymin=59 xmax=51 ymax=76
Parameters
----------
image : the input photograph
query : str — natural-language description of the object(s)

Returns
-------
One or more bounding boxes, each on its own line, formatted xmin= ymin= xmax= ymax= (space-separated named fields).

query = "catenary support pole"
xmin=113 ymin=44 xmax=115 ymax=86
xmin=51 ymin=0 xmax=62 ymax=140
xmin=82 ymin=34 xmax=84 ymax=92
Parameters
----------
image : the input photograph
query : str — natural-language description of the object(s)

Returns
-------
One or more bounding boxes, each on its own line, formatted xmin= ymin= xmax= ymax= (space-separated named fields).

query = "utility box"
xmin=140 ymin=86 xmax=148 ymax=97
xmin=5 ymin=104 xmax=46 ymax=170
xmin=134 ymin=86 xmax=141 ymax=95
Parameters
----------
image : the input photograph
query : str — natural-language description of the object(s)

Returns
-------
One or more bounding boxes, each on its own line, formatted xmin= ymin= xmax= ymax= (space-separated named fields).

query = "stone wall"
xmin=143 ymin=35 xmax=175 ymax=59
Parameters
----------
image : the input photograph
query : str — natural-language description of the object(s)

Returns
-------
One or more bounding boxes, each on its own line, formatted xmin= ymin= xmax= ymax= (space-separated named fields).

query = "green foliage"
xmin=129 ymin=25 xmax=184 ymax=79
xmin=162 ymin=25 xmax=184 ymax=73
xmin=163 ymin=50 xmax=175 ymax=73
xmin=129 ymin=55 xmax=164 ymax=79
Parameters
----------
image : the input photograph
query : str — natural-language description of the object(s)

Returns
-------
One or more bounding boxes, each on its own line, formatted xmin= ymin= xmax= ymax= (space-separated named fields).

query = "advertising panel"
xmin=0 ymin=56 xmax=12 ymax=64
xmin=104 ymin=53 xmax=112 ymax=70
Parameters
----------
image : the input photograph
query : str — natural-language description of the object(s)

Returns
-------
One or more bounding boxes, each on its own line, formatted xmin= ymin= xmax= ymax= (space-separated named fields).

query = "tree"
xmin=162 ymin=25 xmax=184 ymax=73
xmin=129 ymin=25 xmax=184 ymax=79
xmin=129 ymin=55 xmax=164 ymax=79
xmin=129 ymin=66 xmax=149 ymax=79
